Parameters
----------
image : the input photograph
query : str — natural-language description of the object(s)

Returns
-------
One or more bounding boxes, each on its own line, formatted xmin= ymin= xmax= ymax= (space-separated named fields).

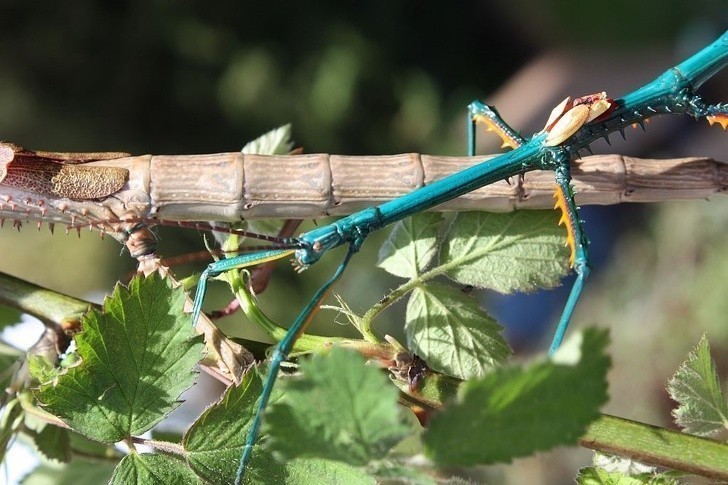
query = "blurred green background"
xmin=0 ymin=2 xmax=727 ymax=483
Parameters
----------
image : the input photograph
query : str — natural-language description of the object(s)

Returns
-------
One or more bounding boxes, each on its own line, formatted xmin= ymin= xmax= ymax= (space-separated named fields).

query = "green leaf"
xmin=440 ymin=211 xmax=569 ymax=293
xmin=33 ymin=273 xmax=203 ymax=443
xmin=185 ymin=371 xmax=368 ymax=484
xmin=21 ymin=459 xmax=117 ymax=485
xmin=0 ymin=305 xmax=21 ymax=331
xmin=110 ymin=453 xmax=201 ymax=485
xmin=667 ymin=335 xmax=728 ymax=437
xmin=406 ymin=283 xmax=510 ymax=380
xmin=280 ymin=458 xmax=374 ymax=485
xmin=67 ymin=429 xmax=123 ymax=459
xmin=576 ymin=466 xmax=678 ymax=485
xmin=377 ymin=213 xmax=443 ymax=278
xmin=241 ymin=124 xmax=294 ymax=155
xmin=184 ymin=370 xmax=279 ymax=484
xmin=423 ymin=328 xmax=610 ymax=467
xmin=264 ymin=347 xmax=411 ymax=465
xmin=34 ymin=424 xmax=71 ymax=463
xmin=370 ymin=461 xmax=439 ymax=484
xmin=0 ymin=340 xmax=22 ymax=389
xmin=0 ymin=397 xmax=23 ymax=464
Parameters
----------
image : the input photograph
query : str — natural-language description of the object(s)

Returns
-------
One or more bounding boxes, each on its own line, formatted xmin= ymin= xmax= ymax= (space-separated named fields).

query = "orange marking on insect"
xmin=553 ymin=186 xmax=576 ymax=267
xmin=707 ymin=114 xmax=728 ymax=130
xmin=472 ymin=114 xmax=520 ymax=150
xmin=631 ymin=118 xmax=650 ymax=129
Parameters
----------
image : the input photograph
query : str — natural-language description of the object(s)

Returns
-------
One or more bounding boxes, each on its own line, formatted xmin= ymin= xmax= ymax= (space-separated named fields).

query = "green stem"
xmin=359 ymin=259 xmax=456 ymax=339
xmin=581 ymin=414 xmax=728 ymax=480
xmin=0 ymin=272 xmax=93 ymax=326
xmin=223 ymin=269 xmax=348 ymax=354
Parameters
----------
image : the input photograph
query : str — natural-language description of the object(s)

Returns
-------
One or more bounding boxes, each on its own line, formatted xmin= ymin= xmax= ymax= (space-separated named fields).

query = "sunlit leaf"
xmin=668 ymin=335 xmax=728 ymax=437
xmin=423 ymin=328 xmax=610 ymax=466
xmin=576 ymin=466 xmax=678 ymax=485
xmin=407 ymin=283 xmax=510 ymax=380
xmin=264 ymin=347 xmax=411 ymax=465
xmin=32 ymin=273 xmax=203 ymax=443
xmin=110 ymin=453 xmax=201 ymax=485
xmin=377 ymin=213 xmax=443 ymax=278
xmin=184 ymin=371 xmax=279 ymax=484
xmin=441 ymin=211 xmax=569 ymax=293
xmin=241 ymin=124 xmax=294 ymax=155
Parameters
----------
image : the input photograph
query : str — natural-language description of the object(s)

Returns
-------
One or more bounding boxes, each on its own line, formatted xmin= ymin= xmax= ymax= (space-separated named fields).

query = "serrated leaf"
xmin=110 ymin=453 xmax=201 ymax=484
xmin=423 ymin=328 xmax=610 ymax=466
xmin=34 ymin=424 xmax=71 ymax=463
xmin=576 ymin=466 xmax=677 ymax=485
xmin=33 ymin=273 xmax=203 ymax=443
xmin=20 ymin=459 xmax=117 ymax=485
xmin=592 ymin=452 xmax=656 ymax=476
xmin=667 ymin=335 xmax=728 ymax=437
xmin=241 ymin=124 xmax=294 ymax=155
xmin=370 ymin=462 xmax=439 ymax=484
xmin=407 ymin=283 xmax=510 ymax=380
xmin=264 ymin=347 xmax=411 ymax=465
xmin=185 ymin=371 xmax=365 ymax=484
xmin=67 ymin=429 xmax=123 ymax=459
xmin=184 ymin=370 xmax=282 ymax=484
xmin=377 ymin=213 xmax=443 ymax=278
xmin=440 ymin=211 xmax=569 ymax=293
xmin=281 ymin=458 xmax=374 ymax=485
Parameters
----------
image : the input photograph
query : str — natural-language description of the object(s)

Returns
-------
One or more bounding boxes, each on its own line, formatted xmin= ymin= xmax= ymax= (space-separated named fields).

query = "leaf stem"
xmin=131 ymin=437 xmax=186 ymax=457
xmin=223 ymin=269 xmax=348 ymax=353
xmin=0 ymin=271 xmax=92 ymax=326
xmin=359 ymin=261 xmax=452 ymax=339
xmin=581 ymin=414 xmax=728 ymax=480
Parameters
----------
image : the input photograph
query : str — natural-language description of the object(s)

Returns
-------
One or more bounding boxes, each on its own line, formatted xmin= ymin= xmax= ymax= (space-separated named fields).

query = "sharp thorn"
xmin=619 ymin=128 xmax=626 ymax=140
xmin=602 ymin=134 xmax=612 ymax=146
xmin=583 ymin=145 xmax=594 ymax=156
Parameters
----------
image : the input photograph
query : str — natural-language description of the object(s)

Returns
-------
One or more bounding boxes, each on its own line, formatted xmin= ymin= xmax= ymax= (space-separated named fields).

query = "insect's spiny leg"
xmin=237 ymin=246 xmax=356 ymax=483
xmin=703 ymin=101 xmax=728 ymax=129
xmin=467 ymin=100 xmax=526 ymax=152
xmin=549 ymin=164 xmax=591 ymax=355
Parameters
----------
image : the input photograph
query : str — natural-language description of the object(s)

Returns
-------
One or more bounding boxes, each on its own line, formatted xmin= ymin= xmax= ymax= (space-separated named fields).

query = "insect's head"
xmin=543 ymin=92 xmax=614 ymax=147
xmin=295 ymin=224 xmax=345 ymax=266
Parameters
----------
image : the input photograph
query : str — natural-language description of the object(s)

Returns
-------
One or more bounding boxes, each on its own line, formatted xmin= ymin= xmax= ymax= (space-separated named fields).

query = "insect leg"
xmin=467 ymin=100 xmax=526 ymax=154
xmin=549 ymin=162 xmax=591 ymax=355
xmin=190 ymin=248 xmax=296 ymax=332
xmin=236 ymin=245 xmax=356 ymax=483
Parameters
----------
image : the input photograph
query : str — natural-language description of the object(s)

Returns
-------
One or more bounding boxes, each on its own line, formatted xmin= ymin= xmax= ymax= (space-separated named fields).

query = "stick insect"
xmin=0 ymin=33 xmax=726 ymax=483
xmin=183 ymin=32 xmax=728 ymax=481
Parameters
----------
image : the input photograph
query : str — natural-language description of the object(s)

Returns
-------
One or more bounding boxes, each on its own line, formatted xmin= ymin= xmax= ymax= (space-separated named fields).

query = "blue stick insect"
xmin=191 ymin=32 xmax=728 ymax=482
